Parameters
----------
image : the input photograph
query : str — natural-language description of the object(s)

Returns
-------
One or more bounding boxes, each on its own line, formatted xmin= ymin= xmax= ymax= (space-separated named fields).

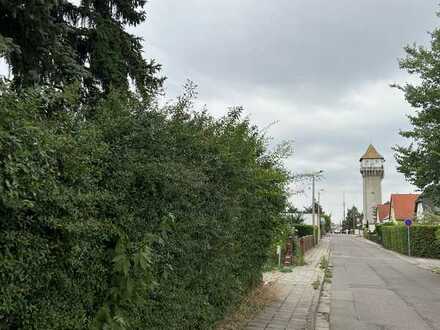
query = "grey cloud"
xmin=139 ymin=0 xmax=438 ymax=104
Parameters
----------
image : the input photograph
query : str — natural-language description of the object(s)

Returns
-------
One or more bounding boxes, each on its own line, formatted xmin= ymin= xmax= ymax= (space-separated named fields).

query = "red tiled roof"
xmin=377 ymin=203 xmax=390 ymax=222
xmin=390 ymin=194 xmax=420 ymax=220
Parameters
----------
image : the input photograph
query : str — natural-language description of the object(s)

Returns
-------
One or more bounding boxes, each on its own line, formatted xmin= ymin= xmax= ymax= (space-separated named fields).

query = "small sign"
xmin=276 ymin=245 xmax=281 ymax=255
xmin=405 ymin=219 xmax=413 ymax=227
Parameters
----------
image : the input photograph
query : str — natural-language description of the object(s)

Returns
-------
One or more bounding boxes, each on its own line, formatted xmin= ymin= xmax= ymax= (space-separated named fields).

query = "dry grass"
xmin=215 ymin=282 xmax=279 ymax=330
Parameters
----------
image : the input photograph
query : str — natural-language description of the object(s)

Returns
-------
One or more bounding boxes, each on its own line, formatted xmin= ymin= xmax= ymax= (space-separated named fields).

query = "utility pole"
xmin=343 ymin=192 xmax=346 ymax=233
xmin=352 ymin=210 xmax=355 ymax=235
xmin=310 ymin=170 xmax=323 ymax=244
xmin=318 ymin=190 xmax=323 ymax=239
xmin=312 ymin=175 xmax=316 ymax=244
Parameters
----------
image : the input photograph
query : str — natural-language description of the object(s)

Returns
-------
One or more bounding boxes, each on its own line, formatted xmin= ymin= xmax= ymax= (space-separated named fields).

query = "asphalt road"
xmin=330 ymin=235 xmax=440 ymax=330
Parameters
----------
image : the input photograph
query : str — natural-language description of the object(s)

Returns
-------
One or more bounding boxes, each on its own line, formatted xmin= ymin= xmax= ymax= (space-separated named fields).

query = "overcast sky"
xmin=134 ymin=0 xmax=439 ymax=222
xmin=3 ymin=1 xmax=439 ymax=223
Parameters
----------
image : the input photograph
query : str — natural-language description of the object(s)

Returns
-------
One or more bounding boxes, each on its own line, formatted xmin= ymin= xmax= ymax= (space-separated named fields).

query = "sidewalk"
xmin=362 ymin=237 xmax=440 ymax=272
xmin=246 ymin=237 xmax=330 ymax=330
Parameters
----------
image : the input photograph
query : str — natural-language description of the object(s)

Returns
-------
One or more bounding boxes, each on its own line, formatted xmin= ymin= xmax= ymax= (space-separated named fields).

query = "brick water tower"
xmin=360 ymin=145 xmax=384 ymax=230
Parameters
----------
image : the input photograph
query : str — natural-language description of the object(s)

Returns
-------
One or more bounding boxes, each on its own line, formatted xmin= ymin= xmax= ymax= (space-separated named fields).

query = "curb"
xmin=306 ymin=242 xmax=331 ymax=330
xmin=314 ymin=253 xmax=332 ymax=330
xmin=360 ymin=236 xmax=440 ymax=273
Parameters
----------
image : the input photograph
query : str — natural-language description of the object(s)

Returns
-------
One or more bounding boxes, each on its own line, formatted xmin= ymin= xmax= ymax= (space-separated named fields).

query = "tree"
xmin=0 ymin=1 xmax=83 ymax=89
xmin=304 ymin=202 xmax=323 ymax=214
xmin=321 ymin=214 xmax=332 ymax=234
xmin=283 ymin=205 xmax=304 ymax=225
xmin=72 ymin=0 xmax=164 ymax=98
xmin=285 ymin=213 xmax=305 ymax=226
xmin=342 ymin=206 xmax=362 ymax=232
xmin=393 ymin=15 xmax=440 ymax=207
xmin=0 ymin=1 xmax=163 ymax=98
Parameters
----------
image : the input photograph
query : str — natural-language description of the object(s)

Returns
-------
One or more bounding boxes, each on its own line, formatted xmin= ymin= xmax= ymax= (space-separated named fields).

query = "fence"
xmin=299 ymin=235 xmax=315 ymax=256
xmin=282 ymin=234 xmax=317 ymax=266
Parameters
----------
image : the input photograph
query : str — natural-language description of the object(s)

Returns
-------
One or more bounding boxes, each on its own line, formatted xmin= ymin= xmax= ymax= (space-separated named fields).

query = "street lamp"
xmin=311 ymin=170 xmax=324 ymax=244
xmin=318 ymin=189 xmax=324 ymax=239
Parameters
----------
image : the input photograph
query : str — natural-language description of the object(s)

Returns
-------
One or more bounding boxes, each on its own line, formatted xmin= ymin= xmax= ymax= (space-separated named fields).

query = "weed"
xmin=319 ymin=256 xmax=329 ymax=270
xmin=296 ymin=254 xmax=305 ymax=266
xmin=312 ymin=277 xmax=321 ymax=290
xmin=279 ymin=266 xmax=294 ymax=273
xmin=320 ymin=256 xmax=333 ymax=283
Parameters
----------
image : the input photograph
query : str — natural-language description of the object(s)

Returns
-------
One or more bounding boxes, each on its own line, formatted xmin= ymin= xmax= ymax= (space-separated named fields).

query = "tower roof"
xmin=360 ymin=144 xmax=384 ymax=161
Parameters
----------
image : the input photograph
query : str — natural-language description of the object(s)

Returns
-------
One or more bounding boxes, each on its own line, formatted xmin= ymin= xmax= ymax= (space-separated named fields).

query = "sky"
xmin=133 ymin=0 xmax=439 ymax=223
xmin=2 ymin=1 xmax=439 ymax=223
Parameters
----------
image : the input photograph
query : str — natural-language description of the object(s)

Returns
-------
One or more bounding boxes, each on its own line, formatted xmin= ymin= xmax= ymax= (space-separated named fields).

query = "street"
xmin=331 ymin=235 xmax=440 ymax=330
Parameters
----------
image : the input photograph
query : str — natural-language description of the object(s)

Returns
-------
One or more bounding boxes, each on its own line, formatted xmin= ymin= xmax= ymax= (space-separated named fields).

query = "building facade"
xmin=415 ymin=193 xmax=439 ymax=220
xmin=360 ymin=145 xmax=384 ymax=230
xmin=376 ymin=202 xmax=390 ymax=223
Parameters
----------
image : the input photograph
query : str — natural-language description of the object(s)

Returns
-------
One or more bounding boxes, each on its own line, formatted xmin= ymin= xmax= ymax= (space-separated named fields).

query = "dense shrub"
xmin=293 ymin=224 xmax=314 ymax=237
xmin=266 ymin=221 xmax=293 ymax=267
xmin=369 ymin=233 xmax=381 ymax=244
xmin=0 ymin=83 xmax=290 ymax=329
xmin=381 ymin=224 xmax=440 ymax=258
xmin=409 ymin=225 xmax=440 ymax=258
xmin=372 ymin=223 xmax=394 ymax=244
xmin=381 ymin=225 xmax=407 ymax=254
xmin=375 ymin=224 xmax=383 ymax=242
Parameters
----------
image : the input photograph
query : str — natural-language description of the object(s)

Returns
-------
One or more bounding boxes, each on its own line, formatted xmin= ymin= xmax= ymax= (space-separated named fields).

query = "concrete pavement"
xmin=331 ymin=235 xmax=440 ymax=330
xmin=362 ymin=238 xmax=440 ymax=273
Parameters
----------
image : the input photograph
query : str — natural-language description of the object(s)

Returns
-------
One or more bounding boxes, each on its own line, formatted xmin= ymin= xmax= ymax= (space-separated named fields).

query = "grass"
xmin=215 ymin=282 xmax=278 ymax=330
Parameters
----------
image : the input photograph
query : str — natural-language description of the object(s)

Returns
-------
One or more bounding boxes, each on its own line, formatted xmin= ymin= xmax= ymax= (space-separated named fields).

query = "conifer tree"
xmin=0 ymin=1 xmax=84 ymax=89
xmin=0 ymin=0 xmax=163 ymax=98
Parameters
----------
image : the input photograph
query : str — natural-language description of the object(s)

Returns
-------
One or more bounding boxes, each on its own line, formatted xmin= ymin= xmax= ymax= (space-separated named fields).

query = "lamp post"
xmin=311 ymin=170 xmax=323 ymax=244
xmin=318 ymin=189 xmax=324 ymax=239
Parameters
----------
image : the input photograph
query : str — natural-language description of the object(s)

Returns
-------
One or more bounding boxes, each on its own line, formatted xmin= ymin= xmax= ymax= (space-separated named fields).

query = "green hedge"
xmin=370 ymin=223 xmax=395 ymax=244
xmin=381 ymin=224 xmax=440 ymax=258
xmin=293 ymin=224 xmax=315 ymax=237
xmin=0 ymin=84 xmax=290 ymax=329
xmin=381 ymin=225 xmax=408 ymax=254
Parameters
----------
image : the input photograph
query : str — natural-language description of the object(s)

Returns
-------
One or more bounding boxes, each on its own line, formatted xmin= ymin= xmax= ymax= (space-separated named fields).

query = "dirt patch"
xmin=215 ymin=282 xmax=279 ymax=330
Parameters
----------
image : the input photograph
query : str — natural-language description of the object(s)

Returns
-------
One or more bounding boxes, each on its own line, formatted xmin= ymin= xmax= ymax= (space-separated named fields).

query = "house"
xmin=376 ymin=202 xmax=390 ymax=223
xmin=389 ymin=194 xmax=420 ymax=222
xmin=414 ymin=193 xmax=439 ymax=219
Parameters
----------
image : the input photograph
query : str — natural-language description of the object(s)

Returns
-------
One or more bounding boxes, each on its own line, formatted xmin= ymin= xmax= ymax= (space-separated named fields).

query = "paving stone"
xmin=245 ymin=238 xmax=330 ymax=330
xmin=254 ymin=315 xmax=273 ymax=321
xmin=266 ymin=325 xmax=287 ymax=330
xmin=247 ymin=321 xmax=268 ymax=327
